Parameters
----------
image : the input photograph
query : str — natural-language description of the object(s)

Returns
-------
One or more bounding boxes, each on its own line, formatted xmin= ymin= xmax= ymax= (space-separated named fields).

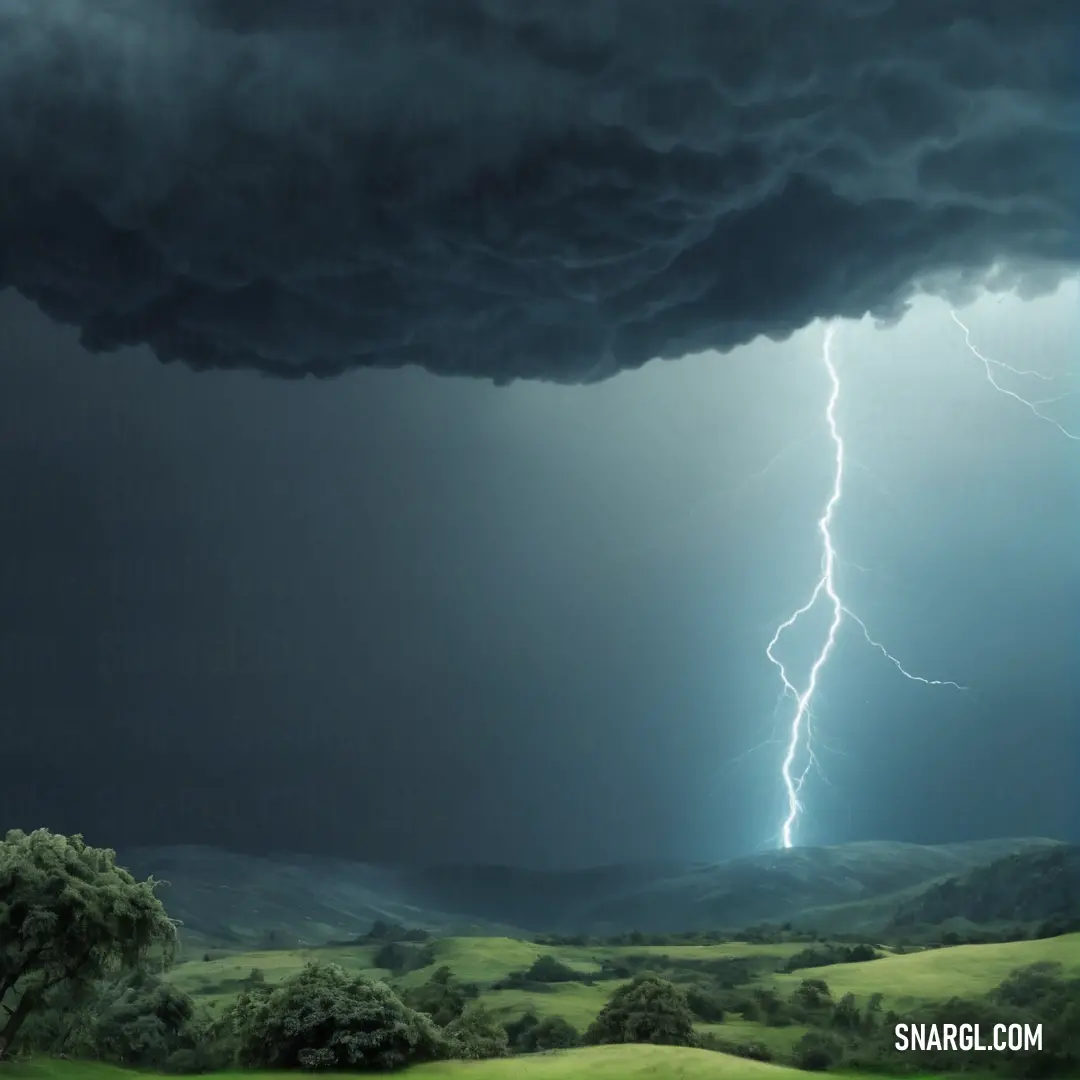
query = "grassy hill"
xmin=888 ymin=845 xmax=1080 ymax=932
xmin=124 ymin=837 xmax=1062 ymax=947
xmin=11 ymin=837 xmax=1078 ymax=1080
xmin=166 ymin=929 xmax=1080 ymax=1065
xmin=0 ymin=1045 xmax=899 ymax=1080
xmin=572 ymin=839 xmax=1062 ymax=933
xmin=771 ymin=932 xmax=1080 ymax=1010
xmin=170 ymin=934 xmax=806 ymax=1024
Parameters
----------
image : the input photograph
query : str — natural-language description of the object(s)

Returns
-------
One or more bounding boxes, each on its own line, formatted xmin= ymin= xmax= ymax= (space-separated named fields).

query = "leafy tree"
xmin=400 ymin=965 xmax=478 ymax=1026
xmin=528 ymin=1015 xmax=579 ymax=1051
xmin=363 ymin=920 xmax=430 ymax=944
xmin=685 ymin=985 xmax=725 ymax=1022
xmin=832 ymin=991 xmax=861 ymax=1030
xmin=0 ymin=829 xmax=176 ymax=1057
xmin=792 ymin=977 xmax=832 ymax=1012
xmin=754 ymin=987 xmax=791 ymax=1026
xmin=991 ymin=962 xmax=1072 ymax=1013
xmin=526 ymin=955 xmax=580 ymax=983
xmin=373 ymin=941 xmax=435 ymax=975
xmin=585 ymin=973 xmax=698 ymax=1048
xmin=24 ymin=970 xmax=198 ymax=1068
xmin=224 ymin=960 xmax=446 ymax=1071
xmin=443 ymin=1003 xmax=508 ymax=1060
xmin=504 ymin=1010 xmax=539 ymax=1051
xmin=793 ymin=1030 xmax=843 ymax=1071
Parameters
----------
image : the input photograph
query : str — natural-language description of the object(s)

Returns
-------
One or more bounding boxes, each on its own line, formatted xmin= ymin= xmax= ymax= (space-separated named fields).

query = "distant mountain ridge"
xmin=890 ymin=844 xmax=1080 ymax=930
xmin=121 ymin=837 xmax=1065 ymax=948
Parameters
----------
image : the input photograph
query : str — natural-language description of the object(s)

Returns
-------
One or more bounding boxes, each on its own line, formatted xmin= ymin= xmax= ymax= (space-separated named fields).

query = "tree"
xmin=528 ymin=1016 xmax=579 ymax=1051
xmin=225 ymin=961 xmax=447 ymax=1070
xmin=23 ymin=970 xmax=197 ymax=1068
xmin=525 ymin=955 xmax=579 ymax=983
xmin=584 ymin=973 xmax=698 ymax=1048
xmin=793 ymin=1031 xmax=843 ymax=1071
xmin=400 ymin=965 xmax=478 ymax=1026
xmin=443 ymin=1004 xmax=508 ymax=1060
xmin=0 ymin=829 xmax=176 ymax=1057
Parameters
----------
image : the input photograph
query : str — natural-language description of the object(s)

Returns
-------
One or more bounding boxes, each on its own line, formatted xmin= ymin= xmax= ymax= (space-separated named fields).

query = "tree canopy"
xmin=584 ymin=973 xmax=699 ymax=1048
xmin=0 ymin=829 xmax=176 ymax=1056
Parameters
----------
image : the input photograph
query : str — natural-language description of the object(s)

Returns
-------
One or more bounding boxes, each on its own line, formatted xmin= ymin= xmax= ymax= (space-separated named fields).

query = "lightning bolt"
xmin=767 ymin=323 xmax=965 ymax=850
xmin=949 ymin=309 xmax=1080 ymax=441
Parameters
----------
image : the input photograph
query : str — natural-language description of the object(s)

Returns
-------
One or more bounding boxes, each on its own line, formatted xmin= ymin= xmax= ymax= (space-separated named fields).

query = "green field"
xmin=172 ymin=935 xmax=804 ymax=998
xmin=168 ymin=944 xmax=389 ymax=1005
xmin=166 ymin=934 xmax=818 ymax=1048
xmin=0 ymin=1047 xmax=931 ymax=1080
xmin=167 ymin=930 xmax=1080 ymax=1035
xmin=16 ymin=931 xmax=1054 ymax=1080
xmin=770 ymin=932 xmax=1080 ymax=1010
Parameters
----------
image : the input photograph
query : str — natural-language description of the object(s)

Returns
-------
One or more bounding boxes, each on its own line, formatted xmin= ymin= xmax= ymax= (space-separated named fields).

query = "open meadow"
xmin=2 ymin=1046 xmax=947 ymax=1080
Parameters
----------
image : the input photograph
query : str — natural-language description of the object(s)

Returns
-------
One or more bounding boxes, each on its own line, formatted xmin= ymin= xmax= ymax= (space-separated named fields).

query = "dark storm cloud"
xmin=0 ymin=0 xmax=1077 ymax=382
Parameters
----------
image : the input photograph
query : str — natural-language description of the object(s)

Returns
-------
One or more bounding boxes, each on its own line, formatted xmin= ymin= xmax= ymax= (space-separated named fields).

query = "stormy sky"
xmin=1 ymin=0 xmax=1078 ymax=867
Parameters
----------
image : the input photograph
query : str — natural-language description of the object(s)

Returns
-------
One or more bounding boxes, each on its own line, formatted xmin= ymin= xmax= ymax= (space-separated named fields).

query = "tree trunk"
xmin=0 ymin=990 xmax=38 ymax=1057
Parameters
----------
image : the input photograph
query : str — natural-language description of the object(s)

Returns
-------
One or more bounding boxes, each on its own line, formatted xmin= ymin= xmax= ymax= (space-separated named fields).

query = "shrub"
xmin=793 ymin=1031 xmax=843 ymax=1071
xmin=832 ymin=992 xmax=861 ymax=1031
xmin=584 ymin=973 xmax=698 ymax=1048
xmin=792 ymin=978 xmax=832 ymax=1011
xmin=529 ymin=1016 xmax=579 ymax=1051
xmin=225 ymin=961 xmax=446 ymax=1071
xmin=701 ymin=1035 xmax=773 ymax=1062
xmin=504 ymin=1011 xmax=539 ymax=1051
xmin=19 ymin=970 xmax=199 ymax=1069
xmin=374 ymin=940 xmax=436 ymax=974
xmin=526 ymin=955 xmax=581 ymax=983
xmin=400 ymin=965 xmax=479 ymax=1026
xmin=443 ymin=1004 xmax=509 ymax=1060
xmin=754 ymin=988 xmax=792 ymax=1026
xmin=685 ymin=986 xmax=725 ymax=1022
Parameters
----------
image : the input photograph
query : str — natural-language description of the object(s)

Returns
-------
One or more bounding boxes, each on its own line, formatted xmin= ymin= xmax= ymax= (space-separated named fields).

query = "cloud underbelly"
xmin=0 ymin=0 xmax=1076 ymax=382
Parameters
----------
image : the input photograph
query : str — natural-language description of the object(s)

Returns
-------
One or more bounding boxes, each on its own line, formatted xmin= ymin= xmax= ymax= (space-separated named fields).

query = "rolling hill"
xmin=122 ymin=836 xmax=1064 ymax=947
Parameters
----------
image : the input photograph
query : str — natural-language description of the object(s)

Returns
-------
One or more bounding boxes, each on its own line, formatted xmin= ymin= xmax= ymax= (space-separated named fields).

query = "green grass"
xmin=477 ymin=981 xmax=625 ymax=1030
xmin=0 ymin=1048 xmax=916 ymax=1080
xmin=770 ymin=932 xmax=1080 ymax=1010
xmin=394 ymin=937 xmax=802 ymax=988
xmin=168 ymin=935 xmax=799 ymax=1002
xmin=156 ymin=931 xmax=1078 ymax=1076
xmin=404 ymin=1044 xmax=839 ymax=1078
xmin=168 ymin=944 xmax=389 ymax=1005
xmin=698 ymin=1019 xmax=812 ymax=1057
xmin=395 ymin=937 xmax=603 ymax=989
xmin=164 ymin=934 xmax=835 ymax=1053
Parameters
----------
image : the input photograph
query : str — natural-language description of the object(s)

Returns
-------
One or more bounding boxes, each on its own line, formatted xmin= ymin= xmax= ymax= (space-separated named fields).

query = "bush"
xmin=504 ymin=1011 xmax=539 ymax=1051
xmin=990 ymin=962 xmax=1073 ymax=1014
xmin=754 ymin=988 xmax=792 ymax=1026
xmin=793 ymin=1031 xmax=843 ymax=1071
xmin=831 ymin=992 xmax=861 ymax=1031
xmin=19 ymin=970 xmax=199 ymax=1069
xmin=400 ymin=965 xmax=479 ymax=1026
xmin=373 ymin=941 xmax=436 ymax=974
xmin=700 ymin=1035 xmax=773 ymax=1062
xmin=526 ymin=955 xmax=581 ymax=983
xmin=584 ymin=974 xmax=698 ymax=1048
xmin=783 ymin=943 xmax=880 ymax=973
xmin=685 ymin=986 xmax=725 ymax=1022
xmin=225 ymin=961 xmax=447 ymax=1071
xmin=363 ymin=920 xmax=430 ymax=943
xmin=792 ymin=978 xmax=832 ymax=1012
xmin=443 ymin=1004 xmax=509 ymax=1060
xmin=529 ymin=1016 xmax=579 ymax=1051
